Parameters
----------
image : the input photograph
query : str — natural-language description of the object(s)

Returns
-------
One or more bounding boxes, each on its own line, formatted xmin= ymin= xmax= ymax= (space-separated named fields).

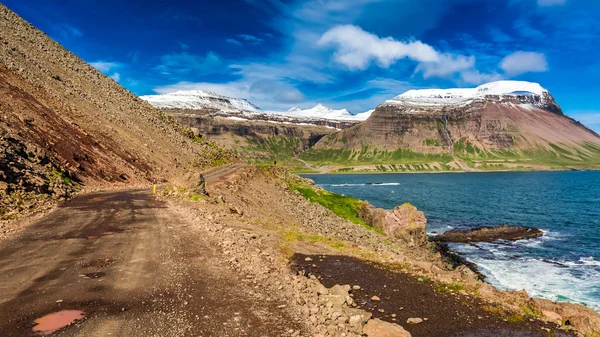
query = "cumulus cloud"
xmin=416 ymin=54 xmax=475 ymax=79
xmin=537 ymin=0 xmax=567 ymax=6
xmin=500 ymin=51 xmax=548 ymax=76
xmin=110 ymin=73 xmax=121 ymax=82
xmin=90 ymin=61 xmax=121 ymax=72
xmin=318 ymin=25 xmax=439 ymax=70
xmin=460 ymin=70 xmax=503 ymax=85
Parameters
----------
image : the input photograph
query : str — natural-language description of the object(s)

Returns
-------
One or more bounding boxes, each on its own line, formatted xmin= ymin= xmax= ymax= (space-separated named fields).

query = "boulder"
xmin=363 ymin=318 xmax=412 ymax=337
xmin=432 ymin=225 xmax=543 ymax=243
xmin=383 ymin=203 xmax=428 ymax=246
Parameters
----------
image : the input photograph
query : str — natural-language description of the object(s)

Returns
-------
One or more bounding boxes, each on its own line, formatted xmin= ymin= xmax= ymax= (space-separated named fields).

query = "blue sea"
xmin=302 ymin=171 xmax=600 ymax=312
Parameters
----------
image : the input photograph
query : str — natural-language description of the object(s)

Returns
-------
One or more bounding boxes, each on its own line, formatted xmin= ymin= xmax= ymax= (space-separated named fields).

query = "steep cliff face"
xmin=172 ymin=113 xmax=335 ymax=164
xmin=310 ymin=81 xmax=600 ymax=170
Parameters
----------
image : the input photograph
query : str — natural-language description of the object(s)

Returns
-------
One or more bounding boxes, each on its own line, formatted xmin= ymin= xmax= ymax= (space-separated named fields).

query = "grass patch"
xmin=418 ymin=275 xmax=432 ymax=282
xmin=506 ymin=314 xmax=525 ymax=324
xmin=51 ymin=170 xmax=72 ymax=185
xmin=434 ymin=282 xmax=464 ymax=293
xmin=287 ymin=181 xmax=383 ymax=234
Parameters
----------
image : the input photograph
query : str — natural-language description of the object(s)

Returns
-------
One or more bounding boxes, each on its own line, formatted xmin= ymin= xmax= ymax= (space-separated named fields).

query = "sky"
xmin=4 ymin=0 xmax=600 ymax=131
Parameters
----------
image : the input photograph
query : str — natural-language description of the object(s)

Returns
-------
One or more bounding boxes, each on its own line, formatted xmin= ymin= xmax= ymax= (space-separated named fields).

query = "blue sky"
xmin=4 ymin=0 xmax=600 ymax=131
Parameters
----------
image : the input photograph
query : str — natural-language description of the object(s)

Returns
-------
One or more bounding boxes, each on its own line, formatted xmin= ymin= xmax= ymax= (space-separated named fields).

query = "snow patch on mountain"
xmin=388 ymin=81 xmax=550 ymax=106
xmin=140 ymin=90 xmax=262 ymax=112
xmin=141 ymin=90 xmax=371 ymax=124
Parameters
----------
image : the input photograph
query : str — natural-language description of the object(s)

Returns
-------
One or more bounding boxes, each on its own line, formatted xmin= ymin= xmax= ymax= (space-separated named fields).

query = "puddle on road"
xmin=32 ymin=310 xmax=85 ymax=335
xmin=83 ymin=272 xmax=105 ymax=279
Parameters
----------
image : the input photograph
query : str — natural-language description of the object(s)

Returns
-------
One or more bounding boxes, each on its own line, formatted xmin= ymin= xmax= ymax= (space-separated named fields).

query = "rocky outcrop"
xmin=432 ymin=225 xmax=543 ymax=243
xmin=358 ymin=202 xmax=428 ymax=247
xmin=0 ymin=135 xmax=74 ymax=219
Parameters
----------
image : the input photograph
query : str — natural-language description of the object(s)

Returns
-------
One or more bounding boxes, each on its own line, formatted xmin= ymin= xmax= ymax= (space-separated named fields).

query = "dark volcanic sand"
xmin=291 ymin=254 xmax=573 ymax=337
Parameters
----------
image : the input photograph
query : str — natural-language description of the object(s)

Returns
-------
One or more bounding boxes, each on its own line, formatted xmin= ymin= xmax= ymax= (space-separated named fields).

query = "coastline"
xmin=291 ymin=167 xmax=599 ymax=175
xmin=302 ymin=170 xmax=598 ymax=316
xmin=3 ymin=165 xmax=600 ymax=336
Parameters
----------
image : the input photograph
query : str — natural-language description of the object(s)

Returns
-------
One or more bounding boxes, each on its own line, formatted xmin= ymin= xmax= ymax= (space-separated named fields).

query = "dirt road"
xmin=0 ymin=185 xmax=300 ymax=336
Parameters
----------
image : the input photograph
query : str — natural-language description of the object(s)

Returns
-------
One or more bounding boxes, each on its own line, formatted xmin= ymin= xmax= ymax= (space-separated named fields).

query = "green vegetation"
xmin=418 ymin=275 xmax=432 ymax=282
xmin=287 ymin=181 xmax=383 ymax=234
xmin=434 ymin=282 xmax=464 ymax=293
xmin=51 ymin=170 xmax=72 ymax=186
xmin=423 ymin=138 xmax=440 ymax=146
xmin=290 ymin=185 xmax=366 ymax=226
xmin=299 ymin=147 xmax=453 ymax=166
xmin=505 ymin=314 xmax=525 ymax=324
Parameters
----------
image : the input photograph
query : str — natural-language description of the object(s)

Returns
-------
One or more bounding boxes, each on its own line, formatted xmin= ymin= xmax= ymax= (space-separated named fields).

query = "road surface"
xmin=0 ymin=165 xmax=297 ymax=337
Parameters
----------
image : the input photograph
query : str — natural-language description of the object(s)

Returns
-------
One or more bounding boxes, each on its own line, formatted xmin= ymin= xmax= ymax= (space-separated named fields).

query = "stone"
xmin=542 ymin=310 xmax=562 ymax=322
xmin=363 ymin=318 xmax=412 ymax=337
xmin=382 ymin=203 xmax=427 ymax=245
xmin=352 ymin=285 xmax=361 ymax=290
xmin=371 ymin=296 xmax=381 ymax=301
xmin=432 ymin=225 xmax=543 ymax=243
xmin=406 ymin=318 xmax=423 ymax=324
xmin=305 ymin=257 xmax=313 ymax=262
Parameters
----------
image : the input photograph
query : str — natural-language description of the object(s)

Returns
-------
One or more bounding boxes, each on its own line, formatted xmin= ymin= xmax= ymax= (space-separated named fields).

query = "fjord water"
xmin=303 ymin=171 xmax=600 ymax=311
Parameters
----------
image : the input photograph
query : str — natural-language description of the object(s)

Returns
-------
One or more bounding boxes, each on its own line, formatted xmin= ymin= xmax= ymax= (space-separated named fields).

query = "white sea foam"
xmin=325 ymin=182 xmax=400 ymax=187
xmin=461 ymin=248 xmax=600 ymax=312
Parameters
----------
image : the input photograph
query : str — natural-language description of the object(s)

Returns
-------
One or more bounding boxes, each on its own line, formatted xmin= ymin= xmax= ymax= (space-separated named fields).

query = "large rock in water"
xmin=432 ymin=225 xmax=543 ymax=243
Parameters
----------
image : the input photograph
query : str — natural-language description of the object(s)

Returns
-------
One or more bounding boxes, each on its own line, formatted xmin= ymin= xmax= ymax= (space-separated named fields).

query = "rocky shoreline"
xmin=194 ymin=166 xmax=600 ymax=336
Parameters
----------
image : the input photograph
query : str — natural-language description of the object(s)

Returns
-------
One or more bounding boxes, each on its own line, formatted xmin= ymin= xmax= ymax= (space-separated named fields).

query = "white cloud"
xmin=318 ymin=25 xmax=439 ymax=70
xmin=237 ymin=34 xmax=263 ymax=43
xmin=90 ymin=61 xmax=121 ymax=73
xmin=416 ymin=54 xmax=475 ymax=78
xmin=226 ymin=38 xmax=243 ymax=46
xmin=537 ymin=0 xmax=567 ymax=6
xmin=110 ymin=73 xmax=121 ymax=82
xmin=500 ymin=51 xmax=548 ymax=76
xmin=460 ymin=70 xmax=503 ymax=85
xmin=55 ymin=23 xmax=83 ymax=39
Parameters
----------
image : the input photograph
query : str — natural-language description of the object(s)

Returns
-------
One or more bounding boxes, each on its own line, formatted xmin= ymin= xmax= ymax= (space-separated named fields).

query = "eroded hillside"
xmin=0 ymin=4 xmax=231 ymax=219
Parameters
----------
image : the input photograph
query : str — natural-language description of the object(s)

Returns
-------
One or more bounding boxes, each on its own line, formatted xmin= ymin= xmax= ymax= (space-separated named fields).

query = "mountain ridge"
xmin=301 ymin=80 xmax=600 ymax=172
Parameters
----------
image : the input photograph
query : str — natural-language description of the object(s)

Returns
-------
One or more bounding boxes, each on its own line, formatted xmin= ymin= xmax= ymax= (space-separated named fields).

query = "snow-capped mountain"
xmin=140 ymin=90 xmax=262 ymax=112
xmin=141 ymin=90 xmax=372 ymax=128
xmin=387 ymin=81 xmax=553 ymax=107
xmin=274 ymin=104 xmax=368 ymax=121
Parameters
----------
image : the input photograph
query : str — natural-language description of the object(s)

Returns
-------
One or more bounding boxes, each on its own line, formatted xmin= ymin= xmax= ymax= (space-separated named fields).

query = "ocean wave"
xmin=472 ymin=256 xmax=600 ymax=312
xmin=578 ymin=257 xmax=600 ymax=267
